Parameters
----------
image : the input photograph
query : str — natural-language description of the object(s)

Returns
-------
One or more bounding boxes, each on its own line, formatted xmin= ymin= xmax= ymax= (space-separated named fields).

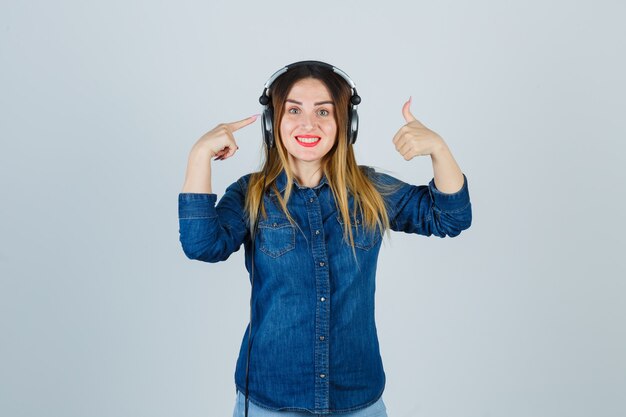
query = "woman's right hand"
xmin=192 ymin=114 xmax=259 ymax=161
xmin=182 ymin=114 xmax=259 ymax=193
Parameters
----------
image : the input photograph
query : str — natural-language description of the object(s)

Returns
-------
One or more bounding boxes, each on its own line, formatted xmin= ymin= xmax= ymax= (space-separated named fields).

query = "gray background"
xmin=1 ymin=1 xmax=625 ymax=416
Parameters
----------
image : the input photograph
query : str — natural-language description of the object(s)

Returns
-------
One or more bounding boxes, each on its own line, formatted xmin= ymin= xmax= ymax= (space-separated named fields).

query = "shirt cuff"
xmin=178 ymin=193 xmax=218 ymax=219
xmin=428 ymin=174 xmax=470 ymax=213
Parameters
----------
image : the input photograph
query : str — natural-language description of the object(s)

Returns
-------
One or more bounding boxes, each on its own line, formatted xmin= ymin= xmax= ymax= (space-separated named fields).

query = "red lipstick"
xmin=295 ymin=135 xmax=321 ymax=147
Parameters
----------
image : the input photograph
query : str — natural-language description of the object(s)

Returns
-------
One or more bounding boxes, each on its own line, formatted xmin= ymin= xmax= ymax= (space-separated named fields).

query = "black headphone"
xmin=258 ymin=60 xmax=362 ymax=148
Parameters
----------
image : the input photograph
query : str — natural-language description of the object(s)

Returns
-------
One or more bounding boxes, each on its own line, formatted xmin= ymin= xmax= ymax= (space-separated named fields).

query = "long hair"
xmin=245 ymin=63 xmax=390 ymax=248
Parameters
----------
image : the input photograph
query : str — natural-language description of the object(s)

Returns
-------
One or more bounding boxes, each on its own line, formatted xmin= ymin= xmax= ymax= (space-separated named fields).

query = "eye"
xmin=288 ymin=107 xmax=300 ymax=114
xmin=318 ymin=109 xmax=330 ymax=116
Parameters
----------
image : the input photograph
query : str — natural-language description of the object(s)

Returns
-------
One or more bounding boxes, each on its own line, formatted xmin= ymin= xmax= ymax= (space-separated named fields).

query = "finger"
xmin=227 ymin=114 xmax=260 ymax=132
xmin=400 ymin=137 xmax=428 ymax=158
xmin=403 ymin=152 xmax=417 ymax=161
xmin=392 ymin=126 xmax=408 ymax=146
xmin=393 ymin=134 xmax=406 ymax=151
xmin=398 ymin=140 xmax=416 ymax=158
xmin=213 ymin=147 xmax=229 ymax=161
xmin=215 ymin=146 xmax=230 ymax=157
xmin=402 ymin=97 xmax=426 ymax=128
xmin=397 ymin=143 xmax=413 ymax=161
xmin=221 ymin=144 xmax=239 ymax=160
xmin=400 ymin=146 xmax=419 ymax=161
xmin=402 ymin=97 xmax=417 ymax=123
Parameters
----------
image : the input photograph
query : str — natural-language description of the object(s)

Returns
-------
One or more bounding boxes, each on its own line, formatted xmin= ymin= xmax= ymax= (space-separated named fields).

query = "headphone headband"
xmin=261 ymin=61 xmax=360 ymax=104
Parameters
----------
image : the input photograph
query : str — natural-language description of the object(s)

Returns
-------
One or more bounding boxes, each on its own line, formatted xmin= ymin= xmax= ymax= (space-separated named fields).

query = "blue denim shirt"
xmin=178 ymin=167 xmax=471 ymax=414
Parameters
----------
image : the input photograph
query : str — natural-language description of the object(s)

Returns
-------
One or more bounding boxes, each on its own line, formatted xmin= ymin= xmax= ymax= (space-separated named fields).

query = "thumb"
xmin=402 ymin=96 xmax=418 ymax=123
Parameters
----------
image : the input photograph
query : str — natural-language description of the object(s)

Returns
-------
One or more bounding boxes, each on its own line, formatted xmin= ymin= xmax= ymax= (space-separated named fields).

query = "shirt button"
xmin=315 ymin=230 xmax=320 ymax=235
xmin=319 ymin=336 xmax=325 ymax=341
xmin=309 ymin=197 xmax=314 ymax=203
xmin=319 ymin=261 xmax=325 ymax=267
xmin=320 ymin=297 xmax=326 ymax=302
xmin=319 ymin=374 xmax=326 ymax=379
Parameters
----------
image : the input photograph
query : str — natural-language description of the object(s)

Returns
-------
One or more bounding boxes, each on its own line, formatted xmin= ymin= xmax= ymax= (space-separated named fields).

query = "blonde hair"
xmin=246 ymin=64 xmax=390 ymax=248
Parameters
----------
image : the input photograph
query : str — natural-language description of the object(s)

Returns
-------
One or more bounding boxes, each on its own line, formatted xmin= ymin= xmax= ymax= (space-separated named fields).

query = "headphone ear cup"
xmin=348 ymin=105 xmax=359 ymax=145
xmin=262 ymin=106 xmax=274 ymax=148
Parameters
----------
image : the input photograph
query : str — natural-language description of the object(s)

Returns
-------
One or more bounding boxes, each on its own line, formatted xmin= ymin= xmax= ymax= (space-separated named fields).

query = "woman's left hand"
xmin=392 ymin=97 xmax=446 ymax=160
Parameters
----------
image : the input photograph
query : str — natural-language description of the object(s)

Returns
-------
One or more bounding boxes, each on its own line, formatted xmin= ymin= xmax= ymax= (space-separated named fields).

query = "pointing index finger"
xmin=227 ymin=114 xmax=260 ymax=131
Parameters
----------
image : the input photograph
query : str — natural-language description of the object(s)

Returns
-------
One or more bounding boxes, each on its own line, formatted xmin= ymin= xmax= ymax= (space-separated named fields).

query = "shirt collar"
xmin=275 ymin=169 xmax=329 ymax=193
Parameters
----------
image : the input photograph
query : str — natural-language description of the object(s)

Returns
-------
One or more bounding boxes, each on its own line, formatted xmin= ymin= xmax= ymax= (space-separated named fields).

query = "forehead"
xmin=286 ymin=78 xmax=332 ymax=102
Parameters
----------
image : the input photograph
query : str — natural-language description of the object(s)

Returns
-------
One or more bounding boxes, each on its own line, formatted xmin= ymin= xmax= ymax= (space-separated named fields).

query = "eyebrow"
xmin=286 ymin=99 xmax=334 ymax=106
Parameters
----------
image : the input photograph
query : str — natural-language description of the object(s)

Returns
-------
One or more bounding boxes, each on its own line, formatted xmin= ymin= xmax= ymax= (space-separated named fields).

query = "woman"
xmin=178 ymin=61 xmax=471 ymax=417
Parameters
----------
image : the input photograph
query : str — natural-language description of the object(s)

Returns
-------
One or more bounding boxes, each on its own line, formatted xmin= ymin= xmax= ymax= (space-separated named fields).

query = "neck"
xmin=289 ymin=158 xmax=324 ymax=188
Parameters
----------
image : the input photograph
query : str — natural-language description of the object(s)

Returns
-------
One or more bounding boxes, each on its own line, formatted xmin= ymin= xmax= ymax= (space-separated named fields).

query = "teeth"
xmin=296 ymin=136 xmax=320 ymax=143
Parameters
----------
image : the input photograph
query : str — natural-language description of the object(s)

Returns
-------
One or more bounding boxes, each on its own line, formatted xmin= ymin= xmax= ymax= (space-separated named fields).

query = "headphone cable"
xmin=244 ymin=144 xmax=271 ymax=417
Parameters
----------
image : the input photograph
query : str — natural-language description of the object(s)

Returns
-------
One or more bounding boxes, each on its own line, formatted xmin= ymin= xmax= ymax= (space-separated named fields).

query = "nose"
xmin=300 ymin=112 xmax=316 ymax=130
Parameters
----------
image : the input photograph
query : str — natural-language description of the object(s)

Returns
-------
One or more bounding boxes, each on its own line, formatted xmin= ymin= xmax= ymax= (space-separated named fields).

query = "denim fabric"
xmin=232 ymin=390 xmax=388 ymax=417
xmin=178 ymin=167 xmax=471 ymax=414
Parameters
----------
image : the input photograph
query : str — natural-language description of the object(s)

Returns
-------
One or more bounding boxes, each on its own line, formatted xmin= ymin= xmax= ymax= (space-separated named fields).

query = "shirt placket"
xmin=303 ymin=188 xmax=330 ymax=412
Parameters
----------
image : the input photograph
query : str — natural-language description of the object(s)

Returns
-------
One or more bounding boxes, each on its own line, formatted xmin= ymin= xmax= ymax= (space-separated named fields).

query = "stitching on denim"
xmin=257 ymin=222 xmax=296 ymax=258
xmin=436 ymin=201 xmax=471 ymax=214
xmin=334 ymin=215 xmax=381 ymax=251
xmin=179 ymin=215 xmax=218 ymax=220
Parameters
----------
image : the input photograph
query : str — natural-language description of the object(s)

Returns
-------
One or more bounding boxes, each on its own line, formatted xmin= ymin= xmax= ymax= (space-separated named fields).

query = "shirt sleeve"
xmin=178 ymin=177 xmax=249 ymax=262
xmin=372 ymin=170 xmax=472 ymax=238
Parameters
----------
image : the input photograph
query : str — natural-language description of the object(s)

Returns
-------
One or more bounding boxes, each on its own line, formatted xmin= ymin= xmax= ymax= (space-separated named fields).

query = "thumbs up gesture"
xmin=392 ymin=97 xmax=445 ymax=161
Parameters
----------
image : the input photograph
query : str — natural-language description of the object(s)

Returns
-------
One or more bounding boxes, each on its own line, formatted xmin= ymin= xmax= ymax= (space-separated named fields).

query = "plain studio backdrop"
xmin=1 ymin=1 xmax=625 ymax=416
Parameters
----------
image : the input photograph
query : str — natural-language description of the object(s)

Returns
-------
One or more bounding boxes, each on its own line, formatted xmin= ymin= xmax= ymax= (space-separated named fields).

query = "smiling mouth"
xmin=295 ymin=135 xmax=321 ymax=147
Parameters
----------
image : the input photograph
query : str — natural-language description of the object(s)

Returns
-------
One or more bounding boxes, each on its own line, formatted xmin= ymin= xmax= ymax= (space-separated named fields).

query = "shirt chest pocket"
xmin=257 ymin=217 xmax=296 ymax=258
xmin=335 ymin=214 xmax=381 ymax=251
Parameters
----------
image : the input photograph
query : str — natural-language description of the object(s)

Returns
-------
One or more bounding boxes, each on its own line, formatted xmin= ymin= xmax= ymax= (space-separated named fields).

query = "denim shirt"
xmin=178 ymin=167 xmax=471 ymax=414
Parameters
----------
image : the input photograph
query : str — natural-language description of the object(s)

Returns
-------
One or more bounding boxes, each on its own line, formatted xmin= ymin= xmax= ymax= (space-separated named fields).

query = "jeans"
xmin=232 ymin=390 xmax=388 ymax=417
